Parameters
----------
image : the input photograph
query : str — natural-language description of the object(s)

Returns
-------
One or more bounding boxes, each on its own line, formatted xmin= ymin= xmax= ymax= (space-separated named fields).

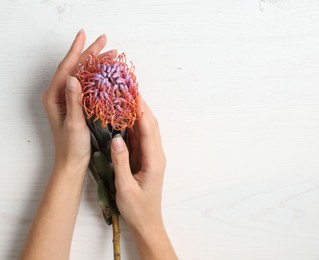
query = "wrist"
xmin=130 ymin=219 xmax=177 ymax=260
xmin=129 ymin=217 xmax=165 ymax=241
xmin=52 ymin=161 xmax=88 ymax=179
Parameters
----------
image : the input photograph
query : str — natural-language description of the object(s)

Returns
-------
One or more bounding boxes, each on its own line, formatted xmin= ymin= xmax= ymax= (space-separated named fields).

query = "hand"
xmin=111 ymin=96 xmax=166 ymax=230
xmin=22 ymin=31 xmax=120 ymax=260
xmin=42 ymin=29 xmax=117 ymax=174
xmin=111 ymin=97 xmax=177 ymax=259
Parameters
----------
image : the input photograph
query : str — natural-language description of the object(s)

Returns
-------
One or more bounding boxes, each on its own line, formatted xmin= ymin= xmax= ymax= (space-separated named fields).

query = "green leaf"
xmin=97 ymin=180 xmax=112 ymax=225
xmin=90 ymin=131 xmax=100 ymax=152
xmin=89 ymin=119 xmax=112 ymax=154
xmin=105 ymin=142 xmax=112 ymax=162
xmin=92 ymin=151 xmax=114 ymax=183
xmin=88 ymin=161 xmax=100 ymax=183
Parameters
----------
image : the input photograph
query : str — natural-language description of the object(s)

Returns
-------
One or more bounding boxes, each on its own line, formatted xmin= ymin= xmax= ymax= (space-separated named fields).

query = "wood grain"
xmin=1 ymin=0 xmax=319 ymax=259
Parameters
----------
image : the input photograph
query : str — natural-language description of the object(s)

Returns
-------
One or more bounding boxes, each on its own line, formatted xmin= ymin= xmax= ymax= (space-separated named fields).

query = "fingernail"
xmin=96 ymin=33 xmax=106 ymax=41
xmin=112 ymin=134 xmax=125 ymax=153
xmin=75 ymin=29 xmax=84 ymax=39
xmin=67 ymin=76 xmax=77 ymax=91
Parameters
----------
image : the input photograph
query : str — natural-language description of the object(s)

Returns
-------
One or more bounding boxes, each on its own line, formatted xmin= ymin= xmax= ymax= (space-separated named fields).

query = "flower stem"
xmin=112 ymin=214 xmax=121 ymax=260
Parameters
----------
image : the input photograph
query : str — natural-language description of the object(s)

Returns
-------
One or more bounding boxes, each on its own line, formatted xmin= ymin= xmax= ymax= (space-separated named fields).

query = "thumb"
xmin=111 ymin=134 xmax=134 ymax=189
xmin=65 ymin=76 xmax=84 ymax=122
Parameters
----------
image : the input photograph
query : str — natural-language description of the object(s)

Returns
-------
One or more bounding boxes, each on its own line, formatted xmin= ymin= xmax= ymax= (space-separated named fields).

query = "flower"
xmin=75 ymin=51 xmax=140 ymax=259
xmin=76 ymin=52 xmax=139 ymax=130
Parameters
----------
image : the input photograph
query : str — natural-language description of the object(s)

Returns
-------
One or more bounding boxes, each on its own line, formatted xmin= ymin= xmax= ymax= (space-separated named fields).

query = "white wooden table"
xmin=1 ymin=0 xmax=319 ymax=259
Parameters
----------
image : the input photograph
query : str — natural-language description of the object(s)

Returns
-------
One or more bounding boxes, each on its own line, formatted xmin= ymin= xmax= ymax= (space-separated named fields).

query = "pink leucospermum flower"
xmin=76 ymin=52 xmax=140 ymax=259
xmin=76 ymin=52 xmax=140 ymax=131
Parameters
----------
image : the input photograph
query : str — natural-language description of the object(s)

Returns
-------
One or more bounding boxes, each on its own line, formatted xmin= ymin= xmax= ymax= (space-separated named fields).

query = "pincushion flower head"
xmin=76 ymin=51 xmax=140 ymax=260
xmin=77 ymin=52 xmax=139 ymax=131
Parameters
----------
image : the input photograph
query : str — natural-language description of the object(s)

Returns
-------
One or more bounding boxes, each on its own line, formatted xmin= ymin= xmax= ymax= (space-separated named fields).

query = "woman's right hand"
xmin=111 ymin=97 xmax=177 ymax=260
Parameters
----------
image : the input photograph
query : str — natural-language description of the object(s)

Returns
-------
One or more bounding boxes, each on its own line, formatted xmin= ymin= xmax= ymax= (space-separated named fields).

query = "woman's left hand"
xmin=41 ymin=29 xmax=117 ymax=174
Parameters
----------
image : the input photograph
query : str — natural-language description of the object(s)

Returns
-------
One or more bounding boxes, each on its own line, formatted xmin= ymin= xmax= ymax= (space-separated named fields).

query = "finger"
xmin=44 ymin=31 xmax=107 ymax=131
xmin=77 ymin=34 xmax=107 ymax=67
xmin=49 ymin=29 xmax=86 ymax=95
xmin=43 ymin=29 xmax=86 ymax=131
xmin=134 ymin=96 xmax=164 ymax=171
xmin=127 ymin=127 xmax=138 ymax=152
xmin=58 ymin=29 xmax=86 ymax=74
xmin=65 ymin=76 xmax=85 ymax=124
xmin=127 ymin=128 xmax=141 ymax=174
xmin=111 ymin=135 xmax=135 ymax=190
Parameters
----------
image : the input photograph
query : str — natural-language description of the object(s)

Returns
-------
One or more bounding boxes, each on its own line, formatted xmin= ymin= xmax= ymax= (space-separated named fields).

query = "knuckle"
xmin=41 ymin=91 xmax=48 ymax=106
xmin=65 ymin=92 xmax=73 ymax=104
xmin=140 ymin=118 xmax=160 ymax=138
xmin=145 ymin=154 xmax=166 ymax=173
xmin=113 ymin=154 xmax=129 ymax=167
xmin=161 ymin=153 xmax=166 ymax=168
xmin=57 ymin=60 xmax=65 ymax=71
xmin=156 ymin=153 xmax=166 ymax=170
xmin=65 ymin=121 xmax=76 ymax=132
xmin=150 ymin=116 xmax=159 ymax=128
xmin=65 ymin=120 xmax=84 ymax=132
xmin=117 ymin=181 xmax=133 ymax=194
